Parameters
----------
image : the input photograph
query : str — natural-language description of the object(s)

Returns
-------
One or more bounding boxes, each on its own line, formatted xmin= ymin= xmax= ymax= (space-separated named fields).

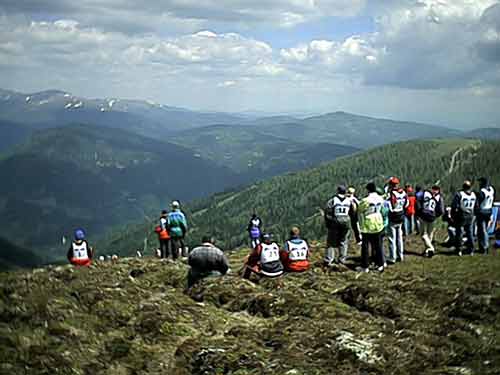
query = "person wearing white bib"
xmin=451 ymin=180 xmax=477 ymax=256
xmin=387 ymin=177 xmax=409 ymax=263
xmin=416 ymin=185 xmax=444 ymax=257
xmin=280 ymin=227 xmax=310 ymax=272
xmin=243 ymin=233 xmax=284 ymax=279
xmin=475 ymin=177 xmax=496 ymax=254
xmin=67 ymin=228 xmax=93 ymax=267
xmin=324 ymin=185 xmax=355 ymax=265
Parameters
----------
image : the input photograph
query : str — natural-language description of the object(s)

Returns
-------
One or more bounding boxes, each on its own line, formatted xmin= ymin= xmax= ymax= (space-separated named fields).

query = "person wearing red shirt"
xmin=280 ymin=227 xmax=310 ymax=272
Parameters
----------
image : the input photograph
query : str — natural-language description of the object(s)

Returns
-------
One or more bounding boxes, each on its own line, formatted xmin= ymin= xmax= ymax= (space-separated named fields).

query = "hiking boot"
xmin=356 ymin=267 xmax=369 ymax=273
xmin=458 ymin=250 xmax=462 ymax=257
xmin=376 ymin=265 xmax=384 ymax=272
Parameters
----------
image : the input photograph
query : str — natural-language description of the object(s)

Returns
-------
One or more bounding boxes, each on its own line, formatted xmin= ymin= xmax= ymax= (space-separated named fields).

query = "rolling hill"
xmin=0 ymin=124 xmax=242 ymax=253
xmin=171 ymin=124 xmax=359 ymax=177
xmin=253 ymin=111 xmax=461 ymax=148
xmin=99 ymin=138 xmax=500 ymax=254
xmin=0 ymin=236 xmax=43 ymax=270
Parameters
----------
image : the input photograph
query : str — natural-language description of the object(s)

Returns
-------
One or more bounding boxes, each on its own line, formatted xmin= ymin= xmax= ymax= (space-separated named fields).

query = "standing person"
xmin=67 ymin=228 xmax=93 ymax=267
xmin=415 ymin=185 xmax=424 ymax=234
xmin=357 ymin=182 xmax=385 ymax=273
xmin=187 ymin=236 xmax=230 ymax=288
xmin=324 ymin=185 xmax=355 ymax=265
xmin=168 ymin=200 xmax=188 ymax=259
xmin=280 ymin=227 xmax=310 ymax=272
xmin=416 ymin=185 xmax=444 ymax=257
xmin=243 ymin=233 xmax=284 ymax=279
xmin=451 ymin=180 xmax=477 ymax=256
xmin=404 ymin=185 xmax=417 ymax=236
xmin=247 ymin=214 xmax=262 ymax=249
xmin=346 ymin=186 xmax=362 ymax=244
xmin=475 ymin=177 xmax=496 ymax=254
xmin=154 ymin=210 xmax=170 ymax=259
xmin=387 ymin=177 xmax=409 ymax=264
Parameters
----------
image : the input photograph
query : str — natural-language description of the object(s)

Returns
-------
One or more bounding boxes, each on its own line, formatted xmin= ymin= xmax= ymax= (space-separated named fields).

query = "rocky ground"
xmin=1 ymin=236 xmax=500 ymax=375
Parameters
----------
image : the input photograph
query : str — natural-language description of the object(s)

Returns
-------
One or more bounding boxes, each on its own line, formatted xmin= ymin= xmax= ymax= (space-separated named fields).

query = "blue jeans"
xmin=456 ymin=219 xmax=474 ymax=253
xmin=404 ymin=215 xmax=415 ymax=235
xmin=476 ymin=214 xmax=491 ymax=253
xmin=388 ymin=223 xmax=404 ymax=261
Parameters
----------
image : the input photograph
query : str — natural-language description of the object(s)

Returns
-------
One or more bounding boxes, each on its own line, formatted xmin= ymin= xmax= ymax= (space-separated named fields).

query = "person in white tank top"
xmin=476 ymin=177 xmax=496 ymax=254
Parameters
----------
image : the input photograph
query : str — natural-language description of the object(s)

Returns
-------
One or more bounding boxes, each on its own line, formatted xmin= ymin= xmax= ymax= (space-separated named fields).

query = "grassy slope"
xmin=1 ymin=237 xmax=499 ymax=374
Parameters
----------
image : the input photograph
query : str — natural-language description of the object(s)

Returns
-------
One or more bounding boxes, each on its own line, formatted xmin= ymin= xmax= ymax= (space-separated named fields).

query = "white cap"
xmin=171 ymin=200 xmax=180 ymax=208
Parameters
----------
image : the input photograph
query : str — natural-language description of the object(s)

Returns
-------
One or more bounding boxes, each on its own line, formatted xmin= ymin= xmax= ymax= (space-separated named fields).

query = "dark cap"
xmin=337 ymin=185 xmax=347 ymax=195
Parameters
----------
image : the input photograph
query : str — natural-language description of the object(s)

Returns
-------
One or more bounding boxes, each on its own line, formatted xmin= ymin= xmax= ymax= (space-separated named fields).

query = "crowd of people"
xmin=66 ymin=177 xmax=497 ymax=288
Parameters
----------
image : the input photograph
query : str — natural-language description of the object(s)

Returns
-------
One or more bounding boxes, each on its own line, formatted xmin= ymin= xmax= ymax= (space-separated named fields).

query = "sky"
xmin=0 ymin=0 xmax=499 ymax=129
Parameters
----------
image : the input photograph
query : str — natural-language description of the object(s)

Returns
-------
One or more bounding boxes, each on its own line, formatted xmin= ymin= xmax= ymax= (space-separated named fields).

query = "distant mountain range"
xmin=1 ymin=87 xmax=498 ymax=265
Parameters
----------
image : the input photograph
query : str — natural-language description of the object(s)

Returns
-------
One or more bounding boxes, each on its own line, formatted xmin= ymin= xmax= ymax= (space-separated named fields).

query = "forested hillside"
xmin=0 ymin=125 xmax=241 ymax=253
xmin=99 ymin=139 xmax=500 ymax=255
xmin=171 ymin=124 xmax=358 ymax=177
xmin=0 ymin=237 xmax=43 ymax=270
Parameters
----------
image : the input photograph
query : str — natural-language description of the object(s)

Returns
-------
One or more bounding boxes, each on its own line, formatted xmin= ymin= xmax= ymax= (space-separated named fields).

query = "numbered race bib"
xmin=260 ymin=244 xmax=280 ymax=264
xmin=287 ymin=241 xmax=308 ymax=261
xmin=72 ymin=242 xmax=89 ymax=260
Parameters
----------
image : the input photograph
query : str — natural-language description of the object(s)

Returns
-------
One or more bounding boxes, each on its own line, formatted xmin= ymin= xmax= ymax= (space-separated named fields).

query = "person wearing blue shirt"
xmin=168 ymin=200 xmax=188 ymax=259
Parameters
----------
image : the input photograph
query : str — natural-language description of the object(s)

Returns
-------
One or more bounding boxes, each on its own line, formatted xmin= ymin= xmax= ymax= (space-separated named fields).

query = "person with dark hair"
xmin=168 ymin=200 xmax=188 ymax=259
xmin=187 ymin=236 xmax=230 ymax=288
xmin=346 ymin=186 xmax=362 ymax=244
xmin=451 ymin=180 xmax=477 ymax=256
xmin=67 ymin=228 xmax=93 ymax=267
xmin=357 ymin=182 xmax=385 ymax=273
xmin=324 ymin=185 xmax=355 ymax=265
xmin=247 ymin=213 xmax=263 ymax=249
xmin=415 ymin=185 xmax=424 ymax=234
xmin=280 ymin=227 xmax=310 ymax=272
xmin=475 ymin=177 xmax=496 ymax=254
xmin=404 ymin=185 xmax=417 ymax=236
xmin=416 ymin=185 xmax=444 ymax=257
xmin=154 ymin=210 xmax=170 ymax=259
xmin=387 ymin=177 xmax=409 ymax=263
xmin=243 ymin=233 xmax=284 ymax=279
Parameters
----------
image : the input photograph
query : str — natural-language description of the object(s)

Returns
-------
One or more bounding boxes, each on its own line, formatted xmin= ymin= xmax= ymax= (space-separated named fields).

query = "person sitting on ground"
xmin=324 ymin=185 xmax=355 ymax=266
xmin=67 ymin=228 xmax=93 ymax=267
xmin=187 ymin=236 xmax=230 ymax=288
xmin=243 ymin=233 xmax=284 ymax=279
xmin=475 ymin=177 xmax=496 ymax=254
xmin=280 ymin=227 xmax=310 ymax=272
xmin=168 ymin=200 xmax=188 ymax=259
xmin=357 ymin=182 xmax=385 ymax=273
xmin=346 ymin=186 xmax=362 ymax=244
xmin=154 ymin=210 xmax=170 ymax=259
xmin=416 ymin=185 xmax=444 ymax=257
xmin=247 ymin=213 xmax=263 ymax=249
xmin=451 ymin=180 xmax=477 ymax=256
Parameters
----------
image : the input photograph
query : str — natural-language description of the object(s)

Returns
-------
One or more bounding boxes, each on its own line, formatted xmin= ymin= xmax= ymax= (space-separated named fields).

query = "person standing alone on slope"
xmin=324 ymin=185 xmax=355 ymax=265
xmin=387 ymin=177 xmax=409 ymax=264
xmin=168 ymin=200 xmax=188 ymax=259
xmin=247 ymin=213 xmax=262 ymax=249
xmin=67 ymin=228 xmax=93 ymax=267
xmin=475 ymin=177 xmax=496 ymax=255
